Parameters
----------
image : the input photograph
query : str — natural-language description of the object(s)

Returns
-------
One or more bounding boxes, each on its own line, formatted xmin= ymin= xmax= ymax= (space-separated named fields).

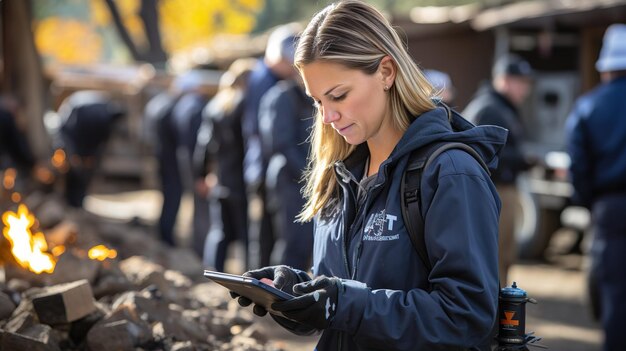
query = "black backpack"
xmin=399 ymin=110 xmax=500 ymax=350
xmin=400 ymin=141 xmax=490 ymax=271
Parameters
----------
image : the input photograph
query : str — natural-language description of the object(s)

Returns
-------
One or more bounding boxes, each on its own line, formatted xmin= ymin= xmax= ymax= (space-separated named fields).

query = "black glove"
xmin=229 ymin=265 xmax=311 ymax=317
xmin=271 ymin=275 xmax=341 ymax=330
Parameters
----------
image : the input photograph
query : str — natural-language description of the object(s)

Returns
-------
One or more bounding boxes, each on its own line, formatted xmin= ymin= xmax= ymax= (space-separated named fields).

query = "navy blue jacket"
xmin=566 ymin=76 xmax=626 ymax=209
xmin=310 ymin=106 xmax=506 ymax=350
xmin=242 ymin=60 xmax=280 ymax=187
xmin=194 ymin=91 xmax=247 ymax=194
xmin=260 ymin=80 xmax=314 ymax=196
xmin=463 ymin=84 xmax=532 ymax=184
xmin=59 ymin=91 xmax=125 ymax=157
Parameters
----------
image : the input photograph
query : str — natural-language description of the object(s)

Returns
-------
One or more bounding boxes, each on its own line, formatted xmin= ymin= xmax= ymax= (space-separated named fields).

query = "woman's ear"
xmin=379 ymin=56 xmax=396 ymax=89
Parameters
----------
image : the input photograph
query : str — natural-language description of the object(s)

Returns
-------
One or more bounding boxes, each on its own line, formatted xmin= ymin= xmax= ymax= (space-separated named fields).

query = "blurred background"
xmin=1 ymin=0 xmax=625 ymax=350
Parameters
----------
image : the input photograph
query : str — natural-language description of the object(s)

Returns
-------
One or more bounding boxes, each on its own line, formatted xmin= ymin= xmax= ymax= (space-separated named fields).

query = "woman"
xmin=233 ymin=1 xmax=506 ymax=349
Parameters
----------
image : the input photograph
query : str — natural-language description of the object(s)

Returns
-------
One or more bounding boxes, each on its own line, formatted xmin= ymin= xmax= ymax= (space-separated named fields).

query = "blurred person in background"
xmin=56 ymin=91 xmax=125 ymax=208
xmin=423 ymin=69 xmax=456 ymax=105
xmin=241 ymin=23 xmax=301 ymax=268
xmin=144 ymin=70 xmax=210 ymax=250
xmin=259 ymin=60 xmax=315 ymax=271
xmin=463 ymin=54 xmax=536 ymax=286
xmin=170 ymin=70 xmax=212 ymax=257
xmin=565 ymin=24 xmax=626 ymax=351
xmin=195 ymin=58 xmax=256 ymax=272
xmin=144 ymin=82 xmax=183 ymax=247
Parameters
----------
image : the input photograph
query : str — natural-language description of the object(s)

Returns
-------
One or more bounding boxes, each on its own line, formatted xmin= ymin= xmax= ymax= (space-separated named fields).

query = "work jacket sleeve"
xmin=475 ymin=106 xmax=532 ymax=175
xmin=268 ymin=89 xmax=309 ymax=178
xmin=331 ymin=152 xmax=500 ymax=350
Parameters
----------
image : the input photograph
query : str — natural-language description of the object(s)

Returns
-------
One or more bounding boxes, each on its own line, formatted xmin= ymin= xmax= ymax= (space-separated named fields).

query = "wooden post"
xmin=1 ymin=0 xmax=51 ymax=161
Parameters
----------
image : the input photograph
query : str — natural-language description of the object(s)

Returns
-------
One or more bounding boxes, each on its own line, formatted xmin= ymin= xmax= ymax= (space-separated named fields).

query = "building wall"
xmin=405 ymin=30 xmax=495 ymax=110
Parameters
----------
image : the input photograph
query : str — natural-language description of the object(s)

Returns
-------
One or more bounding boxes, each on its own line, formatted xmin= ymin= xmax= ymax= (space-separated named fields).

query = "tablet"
xmin=203 ymin=270 xmax=294 ymax=314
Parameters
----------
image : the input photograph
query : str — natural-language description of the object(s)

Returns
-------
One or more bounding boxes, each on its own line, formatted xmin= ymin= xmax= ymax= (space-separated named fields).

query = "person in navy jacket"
xmin=565 ymin=24 xmax=626 ymax=351
xmin=231 ymin=1 xmax=507 ymax=350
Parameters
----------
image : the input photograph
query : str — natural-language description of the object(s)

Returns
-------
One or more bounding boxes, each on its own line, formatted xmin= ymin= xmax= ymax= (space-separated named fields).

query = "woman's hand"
xmin=271 ymin=276 xmax=341 ymax=330
xmin=230 ymin=265 xmax=311 ymax=316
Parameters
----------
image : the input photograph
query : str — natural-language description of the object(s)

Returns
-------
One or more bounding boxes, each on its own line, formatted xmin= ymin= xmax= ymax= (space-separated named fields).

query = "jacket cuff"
xmin=270 ymin=313 xmax=319 ymax=336
xmin=329 ymin=279 xmax=369 ymax=332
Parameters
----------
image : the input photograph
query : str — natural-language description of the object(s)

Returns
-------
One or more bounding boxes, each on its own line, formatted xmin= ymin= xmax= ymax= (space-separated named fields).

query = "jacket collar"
xmin=336 ymin=104 xmax=508 ymax=179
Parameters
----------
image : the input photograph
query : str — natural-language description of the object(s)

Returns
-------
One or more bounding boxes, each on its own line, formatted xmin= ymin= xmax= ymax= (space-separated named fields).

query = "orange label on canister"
xmin=501 ymin=311 xmax=520 ymax=326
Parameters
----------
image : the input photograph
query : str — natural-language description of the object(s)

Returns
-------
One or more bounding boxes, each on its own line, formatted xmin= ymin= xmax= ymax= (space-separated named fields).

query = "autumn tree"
xmin=1 ymin=0 xmax=50 ymax=160
xmin=34 ymin=0 xmax=263 ymax=67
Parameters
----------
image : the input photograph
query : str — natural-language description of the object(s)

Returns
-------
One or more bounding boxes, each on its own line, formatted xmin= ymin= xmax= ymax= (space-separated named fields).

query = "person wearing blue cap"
xmin=565 ymin=23 xmax=626 ymax=351
xmin=463 ymin=53 xmax=537 ymax=286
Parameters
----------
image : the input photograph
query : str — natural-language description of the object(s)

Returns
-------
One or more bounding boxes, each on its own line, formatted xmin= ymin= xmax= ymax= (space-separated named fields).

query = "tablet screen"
xmin=203 ymin=270 xmax=294 ymax=314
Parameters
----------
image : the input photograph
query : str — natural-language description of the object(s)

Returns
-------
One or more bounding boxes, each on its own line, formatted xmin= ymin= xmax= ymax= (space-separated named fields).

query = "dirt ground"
xmin=85 ymin=189 xmax=603 ymax=351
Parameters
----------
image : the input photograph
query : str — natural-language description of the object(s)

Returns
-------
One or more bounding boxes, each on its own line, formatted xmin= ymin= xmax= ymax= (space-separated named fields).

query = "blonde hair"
xmin=214 ymin=58 xmax=256 ymax=114
xmin=296 ymin=0 xmax=436 ymax=221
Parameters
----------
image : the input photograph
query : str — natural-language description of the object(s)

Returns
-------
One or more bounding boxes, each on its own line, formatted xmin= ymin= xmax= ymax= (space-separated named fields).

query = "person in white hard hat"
xmin=565 ymin=23 xmax=626 ymax=351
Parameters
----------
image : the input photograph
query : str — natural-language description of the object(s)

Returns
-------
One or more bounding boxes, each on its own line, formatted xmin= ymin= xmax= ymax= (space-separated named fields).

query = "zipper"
xmin=335 ymin=161 xmax=359 ymax=278
xmin=351 ymin=181 xmax=384 ymax=279
xmin=333 ymin=159 xmax=392 ymax=350
xmin=350 ymin=161 xmax=392 ymax=279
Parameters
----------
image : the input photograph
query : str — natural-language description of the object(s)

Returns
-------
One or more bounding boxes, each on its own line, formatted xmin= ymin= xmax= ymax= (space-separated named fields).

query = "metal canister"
xmin=498 ymin=282 xmax=528 ymax=345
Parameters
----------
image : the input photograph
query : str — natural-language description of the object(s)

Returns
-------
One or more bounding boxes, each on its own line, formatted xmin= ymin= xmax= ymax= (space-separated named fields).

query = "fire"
xmin=2 ymin=205 xmax=119 ymax=274
xmin=51 ymin=148 xmax=66 ymax=168
xmin=1 ymin=204 xmax=56 ymax=274
xmin=52 ymin=245 xmax=66 ymax=257
xmin=2 ymin=168 xmax=16 ymax=190
xmin=11 ymin=192 xmax=21 ymax=203
xmin=88 ymin=244 xmax=117 ymax=261
xmin=50 ymin=148 xmax=70 ymax=173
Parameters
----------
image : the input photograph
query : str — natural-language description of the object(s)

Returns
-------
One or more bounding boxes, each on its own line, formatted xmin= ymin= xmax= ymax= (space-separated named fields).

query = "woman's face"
xmin=300 ymin=60 xmax=392 ymax=145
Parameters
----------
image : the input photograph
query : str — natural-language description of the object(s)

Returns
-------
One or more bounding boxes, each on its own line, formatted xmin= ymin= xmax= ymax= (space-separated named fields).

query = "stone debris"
xmin=0 ymin=292 xmax=16 ymax=320
xmin=0 ymin=204 xmax=284 ymax=351
xmin=31 ymin=279 xmax=97 ymax=325
xmin=0 ymin=328 xmax=61 ymax=351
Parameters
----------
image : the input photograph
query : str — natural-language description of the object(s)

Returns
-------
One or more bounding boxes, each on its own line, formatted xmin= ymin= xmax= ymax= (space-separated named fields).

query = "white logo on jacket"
xmin=363 ymin=209 xmax=400 ymax=241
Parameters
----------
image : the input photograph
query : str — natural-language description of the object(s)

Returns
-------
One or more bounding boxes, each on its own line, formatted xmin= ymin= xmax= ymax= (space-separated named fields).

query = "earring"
xmin=384 ymin=85 xmax=389 ymax=91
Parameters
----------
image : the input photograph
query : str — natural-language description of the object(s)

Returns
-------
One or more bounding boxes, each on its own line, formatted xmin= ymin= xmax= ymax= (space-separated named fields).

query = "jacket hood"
xmin=390 ymin=105 xmax=508 ymax=170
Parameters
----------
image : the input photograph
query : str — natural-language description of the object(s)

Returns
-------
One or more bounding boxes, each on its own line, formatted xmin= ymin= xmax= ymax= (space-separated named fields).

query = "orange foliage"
xmin=35 ymin=17 xmax=102 ymax=65
xmin=158 ymin=0 xmax=262 ymax=53
xmin=34 ymin=0 xmax=263 ymax=65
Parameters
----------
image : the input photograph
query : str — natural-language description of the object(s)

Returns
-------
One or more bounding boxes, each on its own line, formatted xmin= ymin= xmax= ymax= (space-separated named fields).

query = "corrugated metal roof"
xmin=471 ymin=0 xmax=626 ymax=30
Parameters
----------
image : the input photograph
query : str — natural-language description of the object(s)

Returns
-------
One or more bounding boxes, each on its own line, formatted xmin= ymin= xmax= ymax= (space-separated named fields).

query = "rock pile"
xmin=0 ymin=194 xmax=283 ymax=351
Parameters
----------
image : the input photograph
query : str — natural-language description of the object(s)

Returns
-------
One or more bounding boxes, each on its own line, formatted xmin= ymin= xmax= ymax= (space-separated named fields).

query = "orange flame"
xmin=88 ymin=244 xmax=117 ymax=261
xmin=51 ymin=149 xmax=66 ymax=168
xmin=1 ymin=204 xmax=57 ymax=273
xmin=3 ymin=168 xmax=16 ymax=190
xmin=11 ymin=192 xmax=21 ymax=203
xmin=52 ymin=245 xmax=66 ymax=257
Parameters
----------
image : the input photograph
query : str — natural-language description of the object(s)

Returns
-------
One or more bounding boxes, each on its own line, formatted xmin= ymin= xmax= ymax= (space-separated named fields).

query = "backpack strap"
xmin=400 ymin=142 xmax=491 ymax=272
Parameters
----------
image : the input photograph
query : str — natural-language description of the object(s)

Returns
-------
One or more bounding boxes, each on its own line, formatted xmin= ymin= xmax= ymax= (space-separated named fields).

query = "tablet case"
xmin=203 ymin=270 xmax=294 ymax=314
